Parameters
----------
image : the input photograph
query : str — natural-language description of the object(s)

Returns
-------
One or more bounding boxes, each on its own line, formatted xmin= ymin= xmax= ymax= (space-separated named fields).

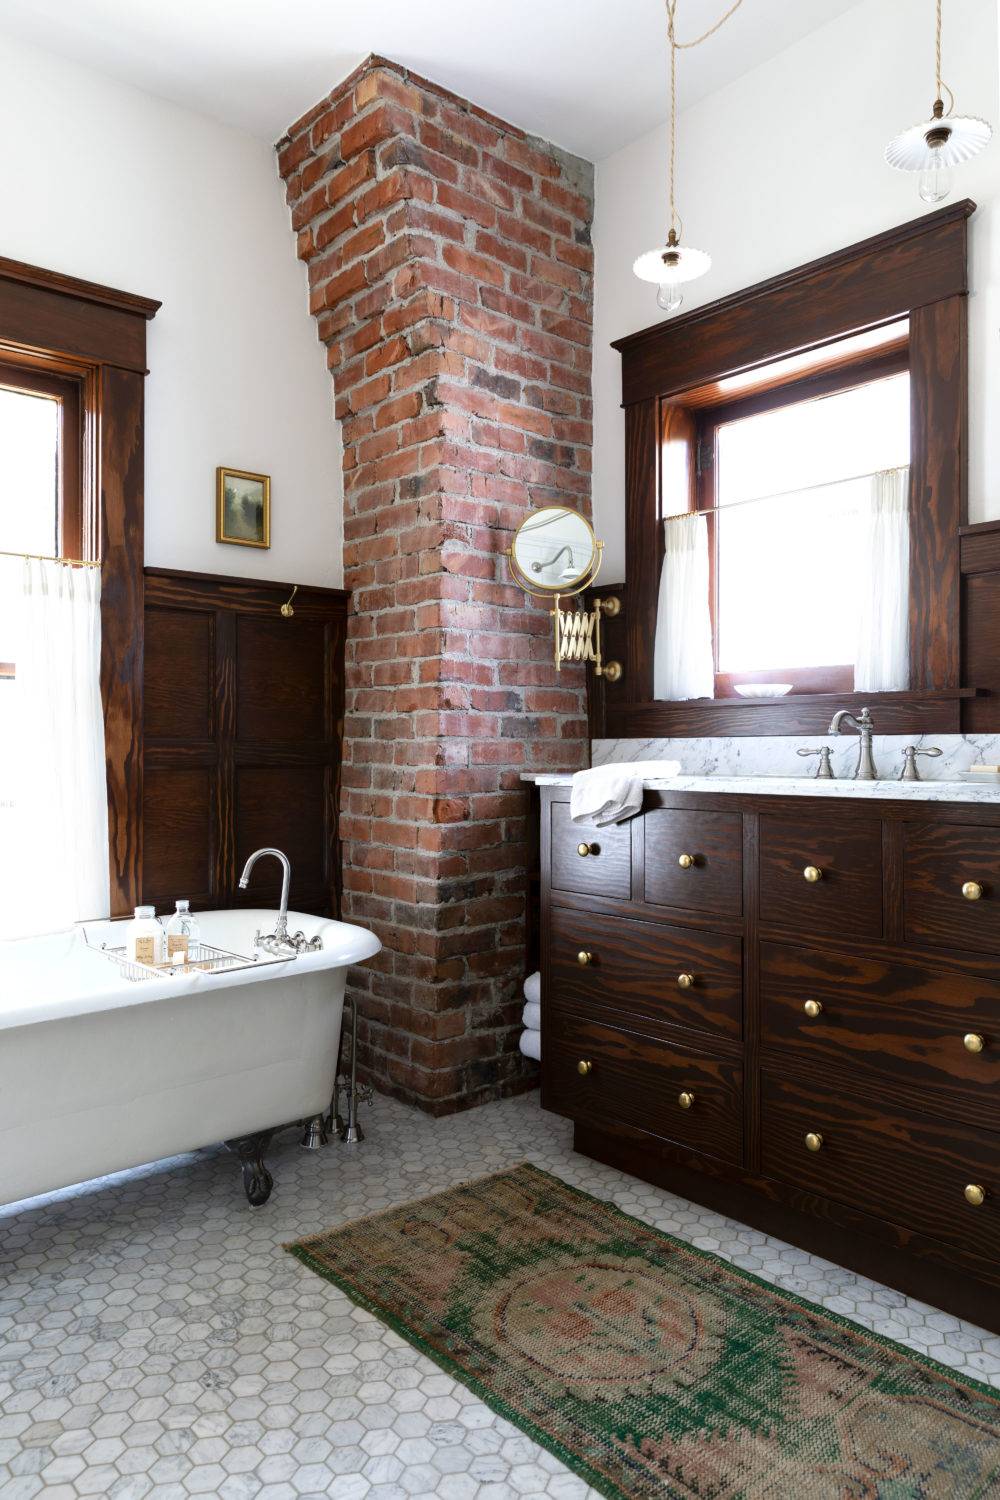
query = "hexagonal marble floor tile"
xmin=1 ymin=1090 xmax=998 ymax=1499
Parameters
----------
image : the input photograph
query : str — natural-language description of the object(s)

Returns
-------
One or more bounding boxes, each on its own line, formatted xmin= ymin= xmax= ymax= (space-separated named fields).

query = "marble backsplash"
xmin=591 ymin=733 xmax=1000 ymax=782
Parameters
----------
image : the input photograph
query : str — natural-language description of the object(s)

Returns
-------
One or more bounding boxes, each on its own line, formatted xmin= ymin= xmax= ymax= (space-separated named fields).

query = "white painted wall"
xmin=593 ymin=0 xmax=1000 ymax=581
xmin=0 ymin=33 xmax=342 ymax=586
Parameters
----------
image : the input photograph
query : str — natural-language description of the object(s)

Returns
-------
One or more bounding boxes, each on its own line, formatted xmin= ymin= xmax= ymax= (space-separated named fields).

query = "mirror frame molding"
xmin=610 ymin=199 xmax=974 ymax=738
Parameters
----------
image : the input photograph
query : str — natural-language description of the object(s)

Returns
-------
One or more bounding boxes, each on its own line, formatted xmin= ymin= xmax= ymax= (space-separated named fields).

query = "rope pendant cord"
xmin=933 ymin=0 xmax=955 ymax=114
xmin=663 ymin=0 xmax=744 ymax=243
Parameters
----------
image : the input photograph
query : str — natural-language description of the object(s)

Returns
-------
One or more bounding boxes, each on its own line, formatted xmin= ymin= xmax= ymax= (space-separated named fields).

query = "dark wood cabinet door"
xmin=904 ymin=822 xmax=1000 ymax=954
xmin=761 ymin=941 xmax=1000 ymax=1116
xmin=760 ymin=1072 xmax=1000 ymax=1261
xmin=551 ymin=907 xmax=742 ymax=1040
xmin=643 ymin=809 xmax=742 ymax=916
xmin=545 ymin=1011 xmax=742 ymax=1164
xmin=759 ymin=815 xmax=883 ymax=940
xmin=550 ymin=801 xmax=631 ymax=899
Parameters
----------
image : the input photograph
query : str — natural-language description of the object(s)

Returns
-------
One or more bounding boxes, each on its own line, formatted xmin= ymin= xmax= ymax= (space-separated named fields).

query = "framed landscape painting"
xmin=216 ymin=466 xmax=270 ymax=548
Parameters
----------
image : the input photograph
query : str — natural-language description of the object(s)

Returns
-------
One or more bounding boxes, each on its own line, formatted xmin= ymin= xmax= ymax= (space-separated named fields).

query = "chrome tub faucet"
xmin=829 ymin=706 xmax=878 ymax=780
xmin=238 ymin=847 xmax=321 ymax=955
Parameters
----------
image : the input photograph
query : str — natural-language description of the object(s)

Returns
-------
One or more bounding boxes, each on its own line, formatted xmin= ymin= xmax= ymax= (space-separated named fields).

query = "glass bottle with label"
xmin=128 ymin=906 xmax=163 ymax=967
xmin=165 ymin=899 xmax=200 ymax=964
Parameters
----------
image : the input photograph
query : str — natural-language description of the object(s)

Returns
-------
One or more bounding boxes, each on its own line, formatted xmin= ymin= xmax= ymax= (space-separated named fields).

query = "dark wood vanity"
xmin=539 ymin=783 xmax=1000 ymax=1331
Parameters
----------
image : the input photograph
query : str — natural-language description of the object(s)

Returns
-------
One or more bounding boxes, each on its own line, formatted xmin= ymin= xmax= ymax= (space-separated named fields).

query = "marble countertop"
xmin=522 ymin=772 xmax=1000 ymax=803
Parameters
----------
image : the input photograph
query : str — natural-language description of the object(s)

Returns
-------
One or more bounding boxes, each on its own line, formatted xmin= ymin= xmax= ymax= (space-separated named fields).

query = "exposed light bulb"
xmin=917 ymin=160 xmax=953 ymax=203
xmin=656 ymin=280 xmax=683 ymax=313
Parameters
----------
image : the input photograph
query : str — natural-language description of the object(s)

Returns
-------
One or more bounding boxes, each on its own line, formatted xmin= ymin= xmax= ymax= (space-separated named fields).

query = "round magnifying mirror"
xmin=509 ymin=507 xmax=599 ymax=595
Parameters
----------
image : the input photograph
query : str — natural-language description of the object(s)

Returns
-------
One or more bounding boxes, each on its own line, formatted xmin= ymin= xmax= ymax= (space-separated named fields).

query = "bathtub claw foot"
xmin=227 ymin=1131 xmax=275 ymax=1207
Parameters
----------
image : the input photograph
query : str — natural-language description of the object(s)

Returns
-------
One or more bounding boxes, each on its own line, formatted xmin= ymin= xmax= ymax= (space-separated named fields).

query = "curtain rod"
xmin=663 ymin=463 xmax=909 ymax=523
xmin=0 ymin=547 xmax=101 ymax=568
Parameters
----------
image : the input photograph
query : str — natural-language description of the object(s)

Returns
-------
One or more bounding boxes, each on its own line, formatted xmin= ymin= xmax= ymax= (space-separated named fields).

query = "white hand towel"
xmin=523 ymin=970 xmax=541 ymax=1005
xmin=570 ymin=760 xmax=682 ymax=826
xmin=522 ymin=1000 xmax=541 ymax=1031
xmin=519 ymin=1029 xmax=541 ymax=1061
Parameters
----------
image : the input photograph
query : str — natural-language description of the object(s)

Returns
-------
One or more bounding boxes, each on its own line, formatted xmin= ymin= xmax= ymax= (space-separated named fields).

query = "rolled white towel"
xmin=519 ymin=1028 xmax=541 ymax=1062
xmin=522 ymin=1000 xmax=541 ymax=1031
xmin=570 ymin=760 xmax=681 ymax=826
xmin=523 ymin=970 xmax=541 ymax=1005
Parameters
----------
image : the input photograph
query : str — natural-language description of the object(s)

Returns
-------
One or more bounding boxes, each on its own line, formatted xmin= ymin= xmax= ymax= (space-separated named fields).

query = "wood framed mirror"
xmin=609 ymin=200 xmax=975 ymax=738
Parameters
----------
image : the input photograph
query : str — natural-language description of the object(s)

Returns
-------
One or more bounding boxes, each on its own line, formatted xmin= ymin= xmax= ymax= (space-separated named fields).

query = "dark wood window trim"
xmin=0 ymin=255 xmax=161 ymax=914
xmin=611 ymin=200 xmax=972 ymax=739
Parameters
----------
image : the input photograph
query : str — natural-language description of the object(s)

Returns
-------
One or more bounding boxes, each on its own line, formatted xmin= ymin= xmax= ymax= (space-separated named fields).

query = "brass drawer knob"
xmin=965 ymin=1183 xmax=986 ymax=1207
xmin=678 ymin=853 xmax=695 ymax=869
xmin=964 ymin=1032 xmax=986 ymax=1053
xmin=677 ymin=972 xmax=695 ymax=990
xmin=577 ymin=841 xmax=598 ymax=858
xmin=678 ymin=1091 xmax=695 ymax=1109
xmin=577 ymin=1059 xmax=593 ymax=1077
xmin=804 ymin=1131 xmax=824 ymax=1152
xmin=962 ymin=880 xmax=984 ymax=901
xmin=803 ymin=999 xmax=823 ymax=1019
xmin=577 ymin=950 xmax=594 ymax=967
xmin=803 ymin=865 xmax=823 ymax=883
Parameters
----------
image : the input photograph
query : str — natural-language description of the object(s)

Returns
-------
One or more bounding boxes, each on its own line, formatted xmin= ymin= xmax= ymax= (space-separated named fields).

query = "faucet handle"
xmin=797 ymin=746 xmax=835 ymax=780
xmin=899 ymin=745 xmax=942 ymax=782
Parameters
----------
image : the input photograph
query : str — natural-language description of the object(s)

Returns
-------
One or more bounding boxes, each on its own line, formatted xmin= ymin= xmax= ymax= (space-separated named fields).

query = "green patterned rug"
xmin=286 ymin=1162 xmax=1000 ymax=1499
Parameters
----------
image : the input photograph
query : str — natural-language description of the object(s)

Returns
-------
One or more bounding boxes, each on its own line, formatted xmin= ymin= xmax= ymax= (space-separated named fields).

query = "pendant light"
xmin=633 ymin=0 xmax=742 ymax=314
xmin=885 ymin=0 xmax=991 ymax=204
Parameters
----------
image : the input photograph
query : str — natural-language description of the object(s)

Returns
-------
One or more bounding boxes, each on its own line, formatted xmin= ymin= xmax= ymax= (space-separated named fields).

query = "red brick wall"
xmin=277 ymin=55 xmax=593 ymax=1114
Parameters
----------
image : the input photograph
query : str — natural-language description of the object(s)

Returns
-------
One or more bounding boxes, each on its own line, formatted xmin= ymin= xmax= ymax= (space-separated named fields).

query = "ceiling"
xmin=0 ymin=0 xmax=863 ymax=159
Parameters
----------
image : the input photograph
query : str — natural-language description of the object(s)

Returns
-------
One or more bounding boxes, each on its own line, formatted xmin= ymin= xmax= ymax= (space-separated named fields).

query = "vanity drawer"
xmin=643 ymin=809 xmax=742 ymax=916
xmin=904 ymin=822 xmax=1000 ymax=955
xmin=760 ymin=1072 xmax=1000 ymax=1261
xmin=550 ymin=802 xmax=631 ymax=899
xmin=551 ymin=907 xmax=741 ymax=1040
xmin=761 ymin=941 xmax=1000 ymax=1108
xmin=759 ymin=815 xmax=882 ymax=940
xmin=546 ymin=1011 xmax=742 ymax=1164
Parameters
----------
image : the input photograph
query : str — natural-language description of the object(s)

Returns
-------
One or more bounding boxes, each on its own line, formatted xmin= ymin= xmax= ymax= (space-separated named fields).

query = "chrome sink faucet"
xmin=238 ymin=847 xmax=321 ymax=956
xmin=829 ymin=706 xmax=878 ymax=780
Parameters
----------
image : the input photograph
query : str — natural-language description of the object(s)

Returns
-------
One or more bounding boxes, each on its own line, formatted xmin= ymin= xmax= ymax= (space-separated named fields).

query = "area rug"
xmin=286 ymin=1162 xmax=1000 ymax=1499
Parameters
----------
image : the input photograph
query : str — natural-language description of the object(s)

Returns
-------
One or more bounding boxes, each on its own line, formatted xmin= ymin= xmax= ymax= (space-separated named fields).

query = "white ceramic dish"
xmin=733 ymin=683 xmax=793 ymax=698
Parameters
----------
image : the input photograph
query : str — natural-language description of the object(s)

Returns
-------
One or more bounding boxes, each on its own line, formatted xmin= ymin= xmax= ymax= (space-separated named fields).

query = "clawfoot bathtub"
xmin=0 ymin=908 xmax=380 ymax=1208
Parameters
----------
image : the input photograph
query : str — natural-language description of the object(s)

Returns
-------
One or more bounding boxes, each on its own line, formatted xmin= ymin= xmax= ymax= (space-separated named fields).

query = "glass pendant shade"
xmin=634 ymin=242 xmax=711 ymax=314
xmin=886 ymin=107 xmax=991 ymax=201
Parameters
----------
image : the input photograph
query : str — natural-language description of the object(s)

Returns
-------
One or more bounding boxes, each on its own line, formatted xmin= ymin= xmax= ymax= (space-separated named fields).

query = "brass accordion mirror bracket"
xmin=505 ymin=507 xmax=623 ymax=684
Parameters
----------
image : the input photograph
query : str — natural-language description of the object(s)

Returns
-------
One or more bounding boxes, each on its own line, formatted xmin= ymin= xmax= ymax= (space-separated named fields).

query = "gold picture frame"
xmin=216 ymin=466 xmax=270 ymax=549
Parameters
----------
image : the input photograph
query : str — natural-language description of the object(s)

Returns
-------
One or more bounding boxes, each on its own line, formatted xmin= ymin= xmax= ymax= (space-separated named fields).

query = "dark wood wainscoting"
xmin=142 ymin=568 xmax=349 ymax=917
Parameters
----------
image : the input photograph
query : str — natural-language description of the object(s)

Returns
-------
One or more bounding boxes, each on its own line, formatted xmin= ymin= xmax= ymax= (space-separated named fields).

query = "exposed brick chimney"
xmin=277 ymin=55 xmax=593 ymax=1114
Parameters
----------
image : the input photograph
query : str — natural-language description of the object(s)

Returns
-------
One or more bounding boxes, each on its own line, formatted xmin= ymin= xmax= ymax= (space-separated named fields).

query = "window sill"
xmin=605 ymin=688 xmax=982 ymax=739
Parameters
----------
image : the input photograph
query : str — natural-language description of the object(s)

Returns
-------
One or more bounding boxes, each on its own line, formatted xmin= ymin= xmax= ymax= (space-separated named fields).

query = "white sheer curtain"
xmin=855 ymin=466 xmax=910 ymax=692
xmin=653 ymin=512 xmax=715 ymax=701
xmin=0 ymin=557 xmax=109 ymax=938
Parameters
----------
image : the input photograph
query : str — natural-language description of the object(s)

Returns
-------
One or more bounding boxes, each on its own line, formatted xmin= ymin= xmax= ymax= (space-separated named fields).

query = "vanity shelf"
xmin=608 ymin=688 xmax=984 ymax=740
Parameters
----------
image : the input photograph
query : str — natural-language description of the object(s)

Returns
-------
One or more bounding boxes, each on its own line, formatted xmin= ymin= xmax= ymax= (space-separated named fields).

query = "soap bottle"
xmin=129 ymin=906 xmax=163 ymax=967
xmin=165 ymin=899 xmax=200 ymax=964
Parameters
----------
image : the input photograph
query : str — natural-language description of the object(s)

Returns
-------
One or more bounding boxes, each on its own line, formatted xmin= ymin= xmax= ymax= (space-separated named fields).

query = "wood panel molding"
xmin=142 ymin=568 xmax=349 ymax=919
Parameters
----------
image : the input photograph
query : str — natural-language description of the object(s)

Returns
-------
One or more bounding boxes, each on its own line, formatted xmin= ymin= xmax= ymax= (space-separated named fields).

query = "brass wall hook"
xmin=280 ymin=586 xmax=298 ymax=618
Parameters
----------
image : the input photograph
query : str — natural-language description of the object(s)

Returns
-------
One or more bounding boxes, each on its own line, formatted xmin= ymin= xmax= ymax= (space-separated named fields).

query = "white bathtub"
xmin=0 ymin=908 xmax=380 ymax=1208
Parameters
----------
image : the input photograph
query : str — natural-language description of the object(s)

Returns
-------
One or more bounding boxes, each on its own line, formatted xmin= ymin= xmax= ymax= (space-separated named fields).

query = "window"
xmin=694 ymin=344 xmax=910 ymax=697
xmin=0 ymin=354 xmax=89 ymax=934
xmin=0 ymin=356 xmax=84 ymax=679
